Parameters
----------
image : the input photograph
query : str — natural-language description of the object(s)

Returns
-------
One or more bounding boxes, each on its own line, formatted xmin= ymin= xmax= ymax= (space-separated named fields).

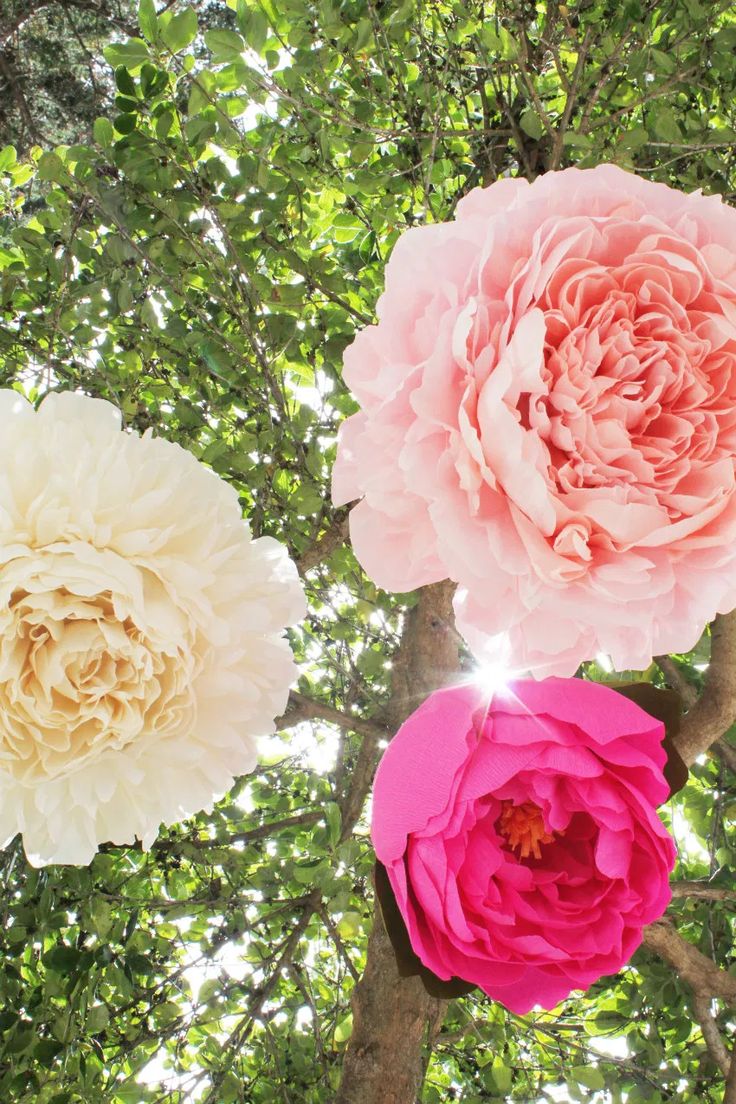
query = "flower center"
xmin=497 ymin=800 xmax=554 ymax=860
xmin=0 ymin=574 xmax=198 ymax=783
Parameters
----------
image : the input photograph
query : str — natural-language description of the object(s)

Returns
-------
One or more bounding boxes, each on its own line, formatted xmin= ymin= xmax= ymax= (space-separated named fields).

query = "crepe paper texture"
xmin=334 ymin=163 xmax=736 ymax=677
xmin=371 ymin=678 xmax=677 ymax=1013
xmin=0 ymin=390 xmax=306 ymax=866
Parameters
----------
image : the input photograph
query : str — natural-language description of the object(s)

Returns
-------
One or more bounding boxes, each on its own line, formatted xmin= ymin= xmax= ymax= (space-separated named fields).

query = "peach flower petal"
xmin=334 ymin=165 xmax=736 ymax=674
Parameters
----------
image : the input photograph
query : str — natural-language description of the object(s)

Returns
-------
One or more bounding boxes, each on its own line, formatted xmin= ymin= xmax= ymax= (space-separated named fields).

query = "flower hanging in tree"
xmin=334 ymin=165 xmax=736 ymax=675
xmin=371 ymin=678 xmax=676 ymax=1013
xmin=0 ymin=391 xmax=305 ymax=866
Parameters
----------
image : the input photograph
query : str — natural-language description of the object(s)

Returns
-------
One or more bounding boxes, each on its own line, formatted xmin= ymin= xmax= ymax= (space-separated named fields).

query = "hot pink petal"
xmin=372 ymin=679 xmax=676 ymax=1012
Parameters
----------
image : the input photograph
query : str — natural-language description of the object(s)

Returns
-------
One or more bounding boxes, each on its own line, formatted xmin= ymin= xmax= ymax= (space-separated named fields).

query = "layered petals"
xmin=334 ymin=165 xmax=736 ymax=674
xmin=0 ymin=391 xmax=306 ymax=865
xmin=372 ymin=678 xmax=676 ymax=1013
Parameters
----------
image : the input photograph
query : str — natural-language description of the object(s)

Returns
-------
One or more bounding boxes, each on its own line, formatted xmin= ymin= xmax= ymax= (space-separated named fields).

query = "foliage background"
xmin=0 ymin=0 xmax=735 ymax=1101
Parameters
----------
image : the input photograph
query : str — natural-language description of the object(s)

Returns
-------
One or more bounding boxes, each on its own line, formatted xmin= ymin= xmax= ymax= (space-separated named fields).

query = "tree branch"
xmin=725 ymin=1047 xmax=736 ymax=1104
xmin=0 ymin=49 xmax=47 ymax=144
xmin=516 ymin=39 xmax=556 ymax=140
xmin=548 ymin=28 xmax=593 ymax=170
xmin=656 ymin=654 xmax=698 ymax=710
xmin=642 ymin=920 xmax=736 ymax=1002
xmin=335 ymin=887 xmax=447 ymax=1104
xmin=338 ymin=724 xmax=384 ymax=841
xmin=204 ymin=890 xmax=321 ymax=1104
xmin=670 ymin=881 xmax=735 ymax=902
xmin=643 ymin=919 xmax=735 ymax=1082
xmin=673 ymin=612 xmax=736 ymax=766
xmin=320 ymin=904 xmax=360 ymax=982
xmin=691 ymin=992 xmax=730 ymax=1075
xmin=714 ymin=736 xmax=736 ymax=776
xmin=277 ymin=689 xmax=388 ymax=742
xmin=296 ymin=509 xmax=351 ymax=576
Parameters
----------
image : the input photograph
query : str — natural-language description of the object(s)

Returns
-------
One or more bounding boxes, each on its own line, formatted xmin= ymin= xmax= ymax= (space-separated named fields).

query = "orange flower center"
xmin=497 ymin=800 xmax=554 ymax=860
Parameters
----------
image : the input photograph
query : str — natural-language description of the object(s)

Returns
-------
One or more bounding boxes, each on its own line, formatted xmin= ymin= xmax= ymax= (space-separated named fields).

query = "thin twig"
xmin=320 ymin=906 xmax=360 ymax=983
xmin=549 ymin=28 xmax=593 ymax=170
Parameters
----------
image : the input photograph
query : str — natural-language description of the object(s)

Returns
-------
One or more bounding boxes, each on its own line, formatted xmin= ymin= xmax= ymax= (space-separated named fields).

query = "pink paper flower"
xmin=334 ymin=165 xmax=736 ymax=675
xmin=371 ymin=678 xmax=676 ymax=1013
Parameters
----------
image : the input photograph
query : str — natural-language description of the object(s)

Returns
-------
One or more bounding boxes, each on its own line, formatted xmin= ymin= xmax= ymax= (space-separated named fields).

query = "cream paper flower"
xmin=0 ymin=390 xmax=306 ymax=865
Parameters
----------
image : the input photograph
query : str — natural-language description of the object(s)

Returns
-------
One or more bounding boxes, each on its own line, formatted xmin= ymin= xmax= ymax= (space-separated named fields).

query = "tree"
xmin=0 ymin=0 xmax=137 ymax=151
xmin=0 ymin=1 xmax=735 ymax=1101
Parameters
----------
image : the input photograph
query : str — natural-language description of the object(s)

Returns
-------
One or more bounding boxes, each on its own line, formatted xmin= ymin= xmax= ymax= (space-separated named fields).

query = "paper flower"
xmin=0 ymin=391 xmax=305 ymax=866
xmin=333 ymin=165 xmax=736 ymax=675
xmin=371 ymin=678 xmax=676 ymax=1013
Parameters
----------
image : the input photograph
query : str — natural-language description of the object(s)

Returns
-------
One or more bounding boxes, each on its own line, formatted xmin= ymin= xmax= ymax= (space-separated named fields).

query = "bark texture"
xmin=334 ymin=581 xmax=461 ymax=1104
xmin=642 ymin=921 xmax=736 ymax=1003
xmin=336 ymin=600 xmax=736 ymax=1102
xmin=675 ymin=611 xmax=736 ymax=765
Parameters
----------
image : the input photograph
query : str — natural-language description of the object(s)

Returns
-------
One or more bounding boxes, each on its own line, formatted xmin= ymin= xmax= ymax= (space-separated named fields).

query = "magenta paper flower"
xmin=371 ymin=678 xmax=676 ymax=1013
xmin=334 ymin=165 xmax=736 ymax=675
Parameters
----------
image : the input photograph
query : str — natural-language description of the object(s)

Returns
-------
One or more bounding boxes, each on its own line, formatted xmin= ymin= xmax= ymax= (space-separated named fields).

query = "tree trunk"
xmin=335 ymin=581 xmax=461 ymax=1104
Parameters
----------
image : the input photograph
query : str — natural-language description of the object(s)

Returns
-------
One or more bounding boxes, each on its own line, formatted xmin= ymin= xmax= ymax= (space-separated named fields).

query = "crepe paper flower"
xmin=371 ymin=678 xmax=677 ymax=1013
xmin=0 ymin=390 xmax=306 ymax=866
xmin=333 ymin=164 xmax=736 ymax=676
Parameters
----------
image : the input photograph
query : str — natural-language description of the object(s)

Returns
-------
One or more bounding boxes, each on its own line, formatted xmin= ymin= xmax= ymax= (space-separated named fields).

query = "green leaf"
xmin=563 ymin=131 xmax=593 ymax=149
xmin=43 ymin=945 xmax=81 ymax=974
xmin=103 ymin=38 xmax=151 ymax=70
xmin=160 ymin=7 xmax=198 ymax=54
xmin=141 ymin=298 xmax=160 ymax=329
xmin=650 ymin=106 xmax=681 ymax=144
xmin=0 ymin=145 xmax=17 ymax=172
xmin=492 ymin=1056 xmax=513 ymax=1092
xmin=571 ymin=1066 xmax=606 ymax=1090
xmin=155 ymin=109 xmax=175 ymax=138
xmin=325 ymin=801 xmax=341 ymax=846
xmin=152 ymin=1001 xmax=181 ymax=1025
xmin=5 ymin=1026 xmax=35 ymax=1053
xmin=520 ymin=107 xmax=545 ymax=140
xmin=353 ymin=18 xmax=372 ymax=50
xmin=10 ymin=162 xmax=33 ymax=185
xmin=198 ymin=978 xmax=220 ymax=1004
xmin=336 ymin=911 xmax=361 ymax=939
xmin=138 ymin=0 xmax=159 ymax=42
xmin=86 ymin=1005 xmax=110 ymax=1033
xmin=34 ymin=1038 xmax=65 ymax=1065
xmin=334 ymin=1012 xmax=353 ymax=1044
xmin=37 ymin=151 xmax=66 ymax=181
xmin=93 ymin=117 xmax=115 ymax=147
xmin=115 ymin=65 xmax=137 ymax=95
xmin=239 ymin=9 xmax=268 ymax=51
xmin=649 ymin=47 xmax=676 ymax=75
xmin=188 ymin=70 xmax=217 ymax=115
xmin=114 ymin=113 xmax=137 ymax=135
xmin=204 ymin=29 xmax=245 ymax=61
